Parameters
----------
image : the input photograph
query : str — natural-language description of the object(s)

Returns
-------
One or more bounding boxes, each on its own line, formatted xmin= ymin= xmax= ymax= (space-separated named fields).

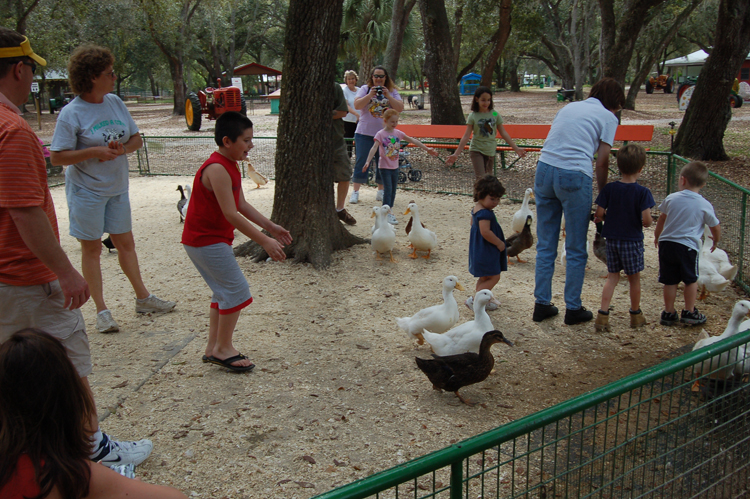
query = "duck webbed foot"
xmin=455 ymin=390 xmax=475 ymax=406
xmin=421 ymin=250 xmax=431 ymax=259
xmin=389 ymin=251 xmax=398 ymax=263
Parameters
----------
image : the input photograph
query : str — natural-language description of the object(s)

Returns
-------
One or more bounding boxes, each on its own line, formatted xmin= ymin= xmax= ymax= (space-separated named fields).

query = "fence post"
xmin=740 ymin=191 xmax=747 ymax=284
xmin=450 ymin=461 xmax=463 ymax=499
xmin=139 ymin=133 xmax=150 ymax=175
xmin=666 ymin=153 xmax=674 ymax=196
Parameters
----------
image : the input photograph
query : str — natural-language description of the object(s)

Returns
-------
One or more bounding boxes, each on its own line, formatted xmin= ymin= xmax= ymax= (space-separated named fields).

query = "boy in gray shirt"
xmin=654 ymin=161 xmax=720 ymax=326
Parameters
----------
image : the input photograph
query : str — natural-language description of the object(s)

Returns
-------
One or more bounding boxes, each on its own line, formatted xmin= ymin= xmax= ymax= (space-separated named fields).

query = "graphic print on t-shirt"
xmin=382 ymin=135 xmax=400 ymax=159
xmin=477 ymin=117 xmax=496 ymax=137
xmin=368 ymin=96 xmax=389 ymax=119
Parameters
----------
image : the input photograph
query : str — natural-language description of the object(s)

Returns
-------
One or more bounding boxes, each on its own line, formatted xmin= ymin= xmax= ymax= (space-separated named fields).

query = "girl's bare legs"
xmin=206 ymin=307 xmax=253 ymax=368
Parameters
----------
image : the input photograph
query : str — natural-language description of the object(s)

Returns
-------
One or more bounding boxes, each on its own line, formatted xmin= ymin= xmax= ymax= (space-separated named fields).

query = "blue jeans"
xmin=351 ymin=133 xmax=382 ymax=185
xmin=380 ymin=168 xmax=398 ymax=208
xmin=534 ymin=161 xmax=593 ymax=310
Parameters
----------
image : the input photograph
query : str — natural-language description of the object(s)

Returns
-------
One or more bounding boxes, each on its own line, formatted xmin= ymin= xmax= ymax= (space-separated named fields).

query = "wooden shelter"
xmin=226 ymin=63 xmax=282 ymax=96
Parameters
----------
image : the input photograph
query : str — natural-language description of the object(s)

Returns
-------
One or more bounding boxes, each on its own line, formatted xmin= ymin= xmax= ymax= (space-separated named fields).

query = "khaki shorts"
xmin=0 ymin=280 xmax=91 ymax=377
xmin=332 ymin=145 xmax=352 ymax=183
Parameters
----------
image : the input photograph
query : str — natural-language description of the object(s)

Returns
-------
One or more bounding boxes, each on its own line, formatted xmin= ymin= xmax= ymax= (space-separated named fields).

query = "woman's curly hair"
xmin=67 ymin=45 xmax=114 ymax=95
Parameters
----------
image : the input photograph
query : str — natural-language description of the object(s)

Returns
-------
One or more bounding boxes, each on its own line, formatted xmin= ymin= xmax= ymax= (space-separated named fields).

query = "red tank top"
xmin=0 ymin=455 xmax=41 ymax=499
xmin=181 ymin=151 xmax=242 ymax=247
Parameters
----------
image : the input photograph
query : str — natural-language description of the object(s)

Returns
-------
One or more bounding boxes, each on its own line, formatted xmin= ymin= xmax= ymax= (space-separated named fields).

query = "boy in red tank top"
xmin=182 ymin=112 xmax=292 ymax=372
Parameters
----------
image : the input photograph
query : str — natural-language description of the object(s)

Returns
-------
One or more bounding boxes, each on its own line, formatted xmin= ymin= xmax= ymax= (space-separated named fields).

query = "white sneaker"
xmin=387 ymin=213 xmax=398 ymax=225
xmin=94 ymin=436 xmax=153 ymax=466
xmin=465 ymin=296 xmax=473 ymax=311
xmin=135 ymin=294 xmax=176 ymax=314
xmin=96 ymin=310 xmax=119 ymax=333
xmin=349 ymin=191 xmax=359 ymax=204
xmin=376 ymin=190 xmax=384 ymax=202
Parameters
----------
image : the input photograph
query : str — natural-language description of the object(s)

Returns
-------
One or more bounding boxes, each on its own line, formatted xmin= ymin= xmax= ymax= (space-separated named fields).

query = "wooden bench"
xmin=397 ymin=123 xmax=654 ymax=146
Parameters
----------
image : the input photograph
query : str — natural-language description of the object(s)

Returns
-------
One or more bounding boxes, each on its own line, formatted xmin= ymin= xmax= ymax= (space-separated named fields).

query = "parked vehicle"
xmin=185 ymin=80 xmax=247 ymax=131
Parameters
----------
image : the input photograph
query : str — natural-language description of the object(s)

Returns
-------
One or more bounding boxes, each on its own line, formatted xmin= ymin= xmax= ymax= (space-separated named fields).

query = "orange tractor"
xmin=645 ymin=74 xmax=674 ymax=94
xmin=185 ymin=80 xmax=247 ymax=131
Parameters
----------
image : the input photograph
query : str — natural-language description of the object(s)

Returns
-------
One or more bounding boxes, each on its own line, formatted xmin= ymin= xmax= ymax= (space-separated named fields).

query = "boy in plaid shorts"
xmin=654 ymin=161 xmax=720 ymax=326
xmin=593 ymin=144 xmax=655 ymax=331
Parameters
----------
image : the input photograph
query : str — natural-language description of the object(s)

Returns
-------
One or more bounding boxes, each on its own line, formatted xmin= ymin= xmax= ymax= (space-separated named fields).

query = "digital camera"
xmin=374 ymin=86 xmax=384 ymax=97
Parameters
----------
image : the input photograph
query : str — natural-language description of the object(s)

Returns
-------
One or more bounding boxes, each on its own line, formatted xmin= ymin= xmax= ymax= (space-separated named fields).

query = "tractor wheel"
xmin=185 ymin=92 xmax=202 ymax=131
xmin=730 ymin=94 xmax=743 ymax=108
xmin=677 ymin=83 xmax=694 ymax=102
xmin=240 ymin=95 xmax=247 ymax=116
xmin=665 ymin=77 xmax=674 ymax=94
xmin=645 ymin=80 xmax=654 ymax=94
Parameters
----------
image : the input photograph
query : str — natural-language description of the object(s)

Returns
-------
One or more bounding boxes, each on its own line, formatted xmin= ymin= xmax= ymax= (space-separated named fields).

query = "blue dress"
xmin=469 ymin=208 xmax=507 ymax=277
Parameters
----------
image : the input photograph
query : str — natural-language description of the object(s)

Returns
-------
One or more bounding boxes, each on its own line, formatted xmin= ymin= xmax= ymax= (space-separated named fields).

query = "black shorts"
xmin=658 ymin=241 xmax=698 ymax=285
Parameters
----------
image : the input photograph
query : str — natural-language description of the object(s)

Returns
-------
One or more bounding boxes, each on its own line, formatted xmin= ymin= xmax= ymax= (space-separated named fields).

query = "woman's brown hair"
xmin=0 ymin=329 xmax=95 ymax=499
xmin=588 ymin=77 xmax=625 ymax=112
xmin=366 ymin=65 xmax=397 ymax=91
xmin=67 ymin=45 xmax=114 ymax=95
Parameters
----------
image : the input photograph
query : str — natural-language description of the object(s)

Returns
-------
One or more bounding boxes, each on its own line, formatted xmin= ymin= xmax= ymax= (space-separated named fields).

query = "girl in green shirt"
xmin=446 ymin=86 xmax=525 ymax=179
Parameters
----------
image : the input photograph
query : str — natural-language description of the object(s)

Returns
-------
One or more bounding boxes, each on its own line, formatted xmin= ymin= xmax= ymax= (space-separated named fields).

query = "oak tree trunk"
xmin=233 ymin=0 xmax=364 ymax=269
xmin=384 ymin=0 xmax=417 ymax=76
xmin=418 ymin=0 xmax=466 ymax=124
xmin=599 ymin=0 xmax=669 ymax=87
xmin=480 ymin=0 xmax=512 ymax=88
xmin=673 ymin=0 xmax=750 ymax=160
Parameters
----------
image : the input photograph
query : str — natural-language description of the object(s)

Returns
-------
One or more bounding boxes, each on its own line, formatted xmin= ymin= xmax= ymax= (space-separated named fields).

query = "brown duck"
xmin=415 ymin=330 xmax=513 ymax=405
xmin=506 ymin=215 xmax=533 ymax=263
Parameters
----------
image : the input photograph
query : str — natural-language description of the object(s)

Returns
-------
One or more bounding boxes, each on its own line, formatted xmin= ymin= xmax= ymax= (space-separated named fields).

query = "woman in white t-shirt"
xmin=532 ymin=78 xmax=625 ymax=326
xmin=341 ymin=70 xmax=359 ymax=158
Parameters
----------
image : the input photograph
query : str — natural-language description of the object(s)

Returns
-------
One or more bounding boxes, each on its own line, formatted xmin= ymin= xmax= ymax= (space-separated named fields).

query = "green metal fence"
xmin=312 ymin=328 xmax=750 ymax=499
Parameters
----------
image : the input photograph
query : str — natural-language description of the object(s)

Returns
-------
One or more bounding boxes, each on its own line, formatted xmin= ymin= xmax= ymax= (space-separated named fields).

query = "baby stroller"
xmin=397 ymin=149 xmax=422 ymax=184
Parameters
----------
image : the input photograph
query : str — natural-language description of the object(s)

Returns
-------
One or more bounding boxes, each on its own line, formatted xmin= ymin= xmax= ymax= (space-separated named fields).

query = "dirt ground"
xmin=25 ymin=88 xmax=750 ymax=498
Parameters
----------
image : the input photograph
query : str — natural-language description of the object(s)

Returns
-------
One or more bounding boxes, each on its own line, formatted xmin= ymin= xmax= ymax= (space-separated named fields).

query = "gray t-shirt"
xmin=51 ymin=94 xmax=138 ymax=196
xmin=658 ymin=189 xmax=719 ymax=252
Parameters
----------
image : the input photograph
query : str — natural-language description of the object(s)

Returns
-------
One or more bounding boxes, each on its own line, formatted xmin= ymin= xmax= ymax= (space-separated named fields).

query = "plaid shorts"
xmin=605 ymin=239 xmax=645 ymax=275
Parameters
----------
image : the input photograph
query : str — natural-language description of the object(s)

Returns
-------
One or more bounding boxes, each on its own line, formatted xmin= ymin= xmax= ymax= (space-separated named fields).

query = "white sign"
xmin=30 ymin=82 xmax=39 ymax=93
xmin=231 ymin=78 xmax=243 ymax=94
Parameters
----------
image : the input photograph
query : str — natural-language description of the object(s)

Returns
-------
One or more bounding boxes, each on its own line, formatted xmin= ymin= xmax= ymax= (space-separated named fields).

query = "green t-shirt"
xmin=467 ymin=110 xmax=503 ymax=157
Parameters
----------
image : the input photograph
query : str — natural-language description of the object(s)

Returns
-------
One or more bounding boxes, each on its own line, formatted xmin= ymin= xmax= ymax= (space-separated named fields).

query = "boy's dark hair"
xmin=616 ymin=143 xmax=646 ymax=175
xmin=473 ymin=174 xmax=506 ymax=201
xmin=0 ymin=27 xmax=29 ymax=80
xmin=470 ymin=86 xmax=493 ymax=112
xmin=680 ymin=161 xmax=709 ymax=188
xmin=588 ymin=77 xmax=625 ymax=112
xmin=67 ymin=45 xmax=114 ymax=95
xmin=0 ymin=329 xmax=95 ymax=499
xmin=215 ymin=111 xmax=253 ymax=147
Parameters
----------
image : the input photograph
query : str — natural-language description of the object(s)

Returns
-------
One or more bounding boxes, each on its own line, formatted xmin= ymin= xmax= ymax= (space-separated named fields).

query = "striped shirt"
xmin=0 ymin=98 xmax=59 ymax=285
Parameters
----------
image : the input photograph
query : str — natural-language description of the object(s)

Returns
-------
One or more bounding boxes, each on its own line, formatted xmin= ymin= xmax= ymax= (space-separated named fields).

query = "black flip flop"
xmin=207 ymin=354 xmax=255 ymax=372
xmin=202 ymin=355 xmax=209 ymax=363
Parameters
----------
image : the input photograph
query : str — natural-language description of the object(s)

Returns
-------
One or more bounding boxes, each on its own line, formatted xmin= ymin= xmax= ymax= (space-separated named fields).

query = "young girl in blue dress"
xmin=467 ymin=175 xmax=507 ymax=311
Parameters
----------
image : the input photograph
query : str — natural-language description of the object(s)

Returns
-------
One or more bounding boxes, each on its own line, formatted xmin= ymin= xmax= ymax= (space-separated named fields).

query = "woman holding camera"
xmin=348 ymin=66 xmax=404 ymax=209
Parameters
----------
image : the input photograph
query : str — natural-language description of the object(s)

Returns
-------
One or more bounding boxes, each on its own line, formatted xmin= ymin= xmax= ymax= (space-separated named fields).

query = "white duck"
xmin=372 ymin=205 xmax=396 ymax=235
xmin=692 ymin=300 xmax=750 ymax=379
xmin=422 ymin=290 xmax=495 ymax=356
xmin=697 ymin=252 xmax=731 ymax=300
xmin=396 ymin=276 xmax=464 ymax=345
xmin=180 ymin=184 xmax=191 ymax=221
xmin=371 ymin=205 xmax=397 ymax=262
xmin=403 ymin=202 xmax=437 ymax=259
xmin=701 ymin=225 xmax=737 ymax=281
xmin=511 ymin=188 xmax=534 ymax=233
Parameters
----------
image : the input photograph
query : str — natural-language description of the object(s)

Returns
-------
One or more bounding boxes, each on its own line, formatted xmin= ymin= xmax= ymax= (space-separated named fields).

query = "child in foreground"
xmin=445 ymin=86 xmax=525 ymax=179
xmin=654 ymin=161 xmax=720 ymax=326
xmin=467 ymin=175 xmax=507 ymax=311
xmin=181 ymin=112 xmax=292 ymax=372
xmin=0 ymin=328 xmax=186 ymax=499
xmin=593 ymin=144 xmax=655 ymax=331
xmin=363 ymin=108 xmax=438 ymax=225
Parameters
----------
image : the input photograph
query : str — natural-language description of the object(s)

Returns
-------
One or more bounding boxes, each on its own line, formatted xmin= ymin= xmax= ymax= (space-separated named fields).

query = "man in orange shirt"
xmin=0 ymin=27 xmax=152 ymax=467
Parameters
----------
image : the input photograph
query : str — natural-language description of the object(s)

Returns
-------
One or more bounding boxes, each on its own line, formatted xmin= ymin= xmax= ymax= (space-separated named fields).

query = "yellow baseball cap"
xmin=0 ymin=36 xmax=47 ymax=66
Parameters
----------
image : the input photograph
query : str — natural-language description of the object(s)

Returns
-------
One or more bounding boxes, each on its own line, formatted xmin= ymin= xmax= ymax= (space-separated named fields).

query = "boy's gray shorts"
xmin=183 ymin=243 xmax=253 ymax=314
